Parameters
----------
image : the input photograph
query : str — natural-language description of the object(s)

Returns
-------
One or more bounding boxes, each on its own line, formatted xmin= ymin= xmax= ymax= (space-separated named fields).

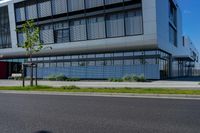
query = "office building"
xmin=0 ymin=0 xmax=198 ymax=79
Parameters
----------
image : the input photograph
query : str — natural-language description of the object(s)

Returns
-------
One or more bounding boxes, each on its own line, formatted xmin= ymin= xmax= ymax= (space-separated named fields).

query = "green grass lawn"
xmin=0 ymin=86 xmax=200 ymax=95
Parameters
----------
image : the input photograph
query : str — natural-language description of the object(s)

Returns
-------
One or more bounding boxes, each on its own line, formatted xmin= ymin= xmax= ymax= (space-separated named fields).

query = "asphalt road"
xmin=0 ymin=93 xmax=200 ymax=133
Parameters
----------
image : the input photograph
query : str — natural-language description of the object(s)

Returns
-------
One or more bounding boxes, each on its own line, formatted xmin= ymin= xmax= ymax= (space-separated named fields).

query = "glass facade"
xmin=38 ymin=0 xmax=52 ymax=18
xmin=86 ymin=0 xmax=104 ymax=8
xmin=70 ymin=19 xmax=87 ymax=41
xmin=52 ymin=0 xmax=68 ymax=15
xmin=169 ymin=25 xmax=177 ymax=47
xmin=0 ymin=6 xmax=11 ymax=49
xmin=169 ymin=0 xmax=177 ymax=47
xmin=172 ymin=60 xmax=195 ymax=77
xmin=15 ymin=0 xmax=135 ymax=22
xmin=25 ymin=2 xmax=37 ymax=20
xmin=16 ymin=10 xmax=143 ymax=45
xmin=125 ymin=10 xmax=143 ymax=35
xmin=15 ymin=0 xmax=143 ymax=46
xmin=54 ymin=22 xmax=70 ymax=43
xmin=40 ymin=24 xmax=54 ymax=44
xmin=15 ymin=6 xmax=25 ymax=22
xmin=1 ymin=50 xmax=171 ymax=79
xmin=87 ymin=16 xmax=106 ymax=40
xmin=169 ymin=0 xmax=177 ymax=26
xmin=0 ymin=50 xmax=170 ymax=79
xmin=106 ymin=13 xmax=125 ymax=37
xmin=68 ymin=0 xmax=85 ymax=12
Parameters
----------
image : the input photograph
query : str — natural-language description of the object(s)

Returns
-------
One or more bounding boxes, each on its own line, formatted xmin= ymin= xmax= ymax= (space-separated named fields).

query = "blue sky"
xmin=177 ymin=0 xmax=200 ymax=51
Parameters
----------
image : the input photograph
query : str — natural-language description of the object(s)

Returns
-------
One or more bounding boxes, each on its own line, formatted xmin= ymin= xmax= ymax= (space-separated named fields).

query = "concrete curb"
xmin=0 ymin=90 xmax=200 ymax=100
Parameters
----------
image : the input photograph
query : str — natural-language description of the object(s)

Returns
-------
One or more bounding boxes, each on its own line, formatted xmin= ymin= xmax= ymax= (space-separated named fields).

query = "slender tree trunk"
xmin=30 ymin=54 xmax=33 ymax=86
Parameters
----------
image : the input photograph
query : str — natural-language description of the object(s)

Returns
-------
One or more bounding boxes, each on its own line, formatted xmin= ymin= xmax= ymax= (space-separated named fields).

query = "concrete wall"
xmin=156 ymin=0 xmax=182 ymax=55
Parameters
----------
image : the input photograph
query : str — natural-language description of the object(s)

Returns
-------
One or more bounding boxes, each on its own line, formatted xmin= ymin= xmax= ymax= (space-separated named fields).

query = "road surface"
xmin=0 ymin=93 xmax=200 ymax=133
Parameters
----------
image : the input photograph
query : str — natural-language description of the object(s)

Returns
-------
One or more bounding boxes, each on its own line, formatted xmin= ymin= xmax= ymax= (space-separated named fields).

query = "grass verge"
xmin=0 ymin=86 xmax=199 ymax=95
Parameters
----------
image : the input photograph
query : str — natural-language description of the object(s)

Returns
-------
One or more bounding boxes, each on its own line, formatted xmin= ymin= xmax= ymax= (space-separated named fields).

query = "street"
xmin=0 ymin=93 xmax=200 ymax=133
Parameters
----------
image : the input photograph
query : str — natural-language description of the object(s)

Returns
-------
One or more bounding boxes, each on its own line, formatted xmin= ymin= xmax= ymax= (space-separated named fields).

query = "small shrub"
xmin=45 ymin=74 xmax=80 ymax=81
xmin=55 ymin=74 xmax=66 ymax=81
xmin=63 ymin=86 xmax=80 ymax=90
xmin=108 ymin=78 xmax=123 ymax=82
xmin=109 ymin=74 xmax=146 ymax=82
xmin=122 ymin=75 xmax=135 ymax=82
xmin=14 ymin=76 xmax=23 ymax=80
xmin=136 ymin=75 xmax=146 ymax=82
xmin=46 ymin=74 xmax=57 ymax=81
xmin=123 ymin=74 xmax=146 ymax=82
xmin=65 ymin=78 xmax=80 ymax=81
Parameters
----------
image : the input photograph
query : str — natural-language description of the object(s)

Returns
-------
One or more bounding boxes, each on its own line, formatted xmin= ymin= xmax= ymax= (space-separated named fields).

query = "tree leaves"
xmin=17 ymin=20 xmax=52 ymax=58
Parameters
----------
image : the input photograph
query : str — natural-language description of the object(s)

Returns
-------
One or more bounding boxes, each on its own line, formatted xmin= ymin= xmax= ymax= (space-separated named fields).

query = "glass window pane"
xmin=125 ymin=10 xmax=143 ymax=35
xmin=105 ymin=53 xmax=113 ymax=57
xmin=106 ymin=13 xmax=125 ymax=37
xmin=105 ymin=60 xmax=113 ymax=66
xmin=17 ymin=32 xmax=25 ymax=47
xmin=54 ymin=22 xmax=70 ymax=43
xmin=52 ymin=0 xmax=68 ymax=15
xmin=37 ymin=63 xmax=44 ymax=68
xmin=79 ymin=61 xmax=86 ymax=66
xmin=26 ymin=4 xmax=37 ymax=20
xmin=86 ymin=0 xmax=104 ymax=8
xmin=68 ymin=0 xmax=85 ymax=12
xmin=87 ymin=61 xmax=95 ymax=66
xmin=96 ymin=61 xmax=104 ymax=66
xmin=16 ymin=7 xmax=25 ymax=22
xmin=38 ymin=0 xmax=52 ymax=18
xmin=40 ymin=24 xmax=54 ymax=44
xmin=114 ymin=60 xmax=123 ymax=65
xmin=145 ymin=59 xmax=156 ymax=64
xmin=72 ymin=62 xmax=79 ymax=66
xmin=105 ymin=0 xmax=123 ymax=5
xmin=96 ymin=54 xmax=104 ymax=58
xmin=114 ymin=52 xmax=123 ymax=57
xmin=70 ymin=19 xmax=87 ymax=41
xmin=124 ymin=52 xmax=133 ymax=56
xmin=169 ymin=25 xmax=177 ymax=47
xmin=44 ymin=63 xmax=50 ymax=68
xmin=50 ymin=62 xmax=57 ymax=67
xmin=88 ymin=54 xmax=95 ymax=58
xmin=124 ymin=60 xmax=133 ymax=65
xmin=64 ymin=62 xmax=71 ymax=67
xmin=87 ymin=16 xmax=106 ymax=40
xmin=0 ymin=6 xmax=12 ymax=49
xmin=57 ymin=62 xmax=64 ymax=67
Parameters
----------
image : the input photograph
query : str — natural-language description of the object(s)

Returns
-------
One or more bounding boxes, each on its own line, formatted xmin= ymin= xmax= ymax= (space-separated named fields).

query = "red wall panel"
xmin=0 ymin=62 xmax=8 ymax=79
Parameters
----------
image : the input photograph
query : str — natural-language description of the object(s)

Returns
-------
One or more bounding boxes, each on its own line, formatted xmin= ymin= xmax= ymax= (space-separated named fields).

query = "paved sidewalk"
xmin=0 ymin=90 xmax=200 ymax=100
xmin=0 ymin=80 xmax=199 ymax=89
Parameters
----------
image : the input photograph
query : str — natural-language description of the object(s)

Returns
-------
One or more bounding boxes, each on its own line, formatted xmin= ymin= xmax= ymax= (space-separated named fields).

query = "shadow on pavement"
xmin=167 ymin=76 xmax=200 ymax=81
xmin=35 ymin=131 xmax=52 ymax=133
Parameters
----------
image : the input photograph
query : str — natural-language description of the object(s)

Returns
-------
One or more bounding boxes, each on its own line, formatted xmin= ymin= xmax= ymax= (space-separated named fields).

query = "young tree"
xmin=17 ymin=20 xmax=50 ymax=86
